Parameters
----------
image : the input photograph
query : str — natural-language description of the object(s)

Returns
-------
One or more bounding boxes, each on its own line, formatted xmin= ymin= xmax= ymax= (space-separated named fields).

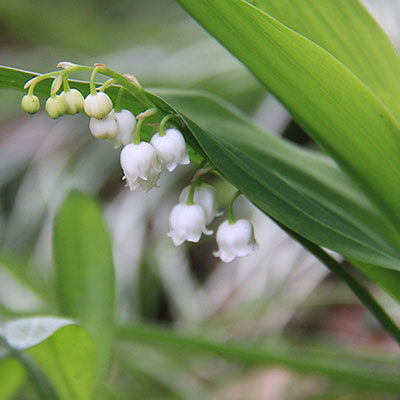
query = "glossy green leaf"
xmin=176 ymin=0 xmax=400 ymax=237
xmin=154 ymin=88 xmax=400 ymax=271
xmin=1 ymin=66 xmax=399 ymax=272
xmin=248 ymin=0 xmax=400 ymax=122
xmin=1 ymin=317 xmax=95 ymax=400
xmin=53 ymin=190 xmax=115 ymax=379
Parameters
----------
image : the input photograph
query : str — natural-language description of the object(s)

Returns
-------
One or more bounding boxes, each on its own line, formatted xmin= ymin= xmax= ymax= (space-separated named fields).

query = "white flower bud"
xmin=60 ymin=89 xmax=84 ymax=115
xmin=110 ymin=109 xmax=136 ymax=148
xmin=150 ymin=128 xmax=190 ymax=172
xmin=45 ymin=95 xmax=67 ymax=119
xmin=89 ymin=110 xmax=119 ymax=140
xmin=167 ymin=203 xmax=213 ymax=246
xmin=213 ymin=219 xmax=259 ymax=263
xmin=179 ymin=183 xmax=221 ymax=225
xmin=120 ymin=142 xmax=161 ymax=192
xmin=84 ymin=92 xmax=113 ymax=119
xmin=21 ymin=94 xmax=40 ymax=114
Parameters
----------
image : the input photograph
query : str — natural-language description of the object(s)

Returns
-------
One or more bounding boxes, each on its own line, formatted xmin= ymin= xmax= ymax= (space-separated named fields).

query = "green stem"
xmin=99 ymin=78 xmax=116 ymax=92
xmin=24 ymin=65 xmax=94 ymax=91
xmin=97 ymin=65 xmax=156 ymax=109
xmin=186 ymin=181 xmax=198 ymax=205
xmin=24 ymin=63 xmax=158 ymax=111
xmin=114 ymin=87 xmax=125 ymax=113
xmin=275 ymin=220 xmax=400 ymax=346
xmin=63 ymin=74 xmax=70 ymax=91
xmin=228 ymin=191 xmax=241 ymax=224
xmin=89 ymin=66 xmax=100 ymax=95
xmin=134 ymin=118 xmax=144 ymax=145
xmin=159 ymin=114 xmax=175 ymax=136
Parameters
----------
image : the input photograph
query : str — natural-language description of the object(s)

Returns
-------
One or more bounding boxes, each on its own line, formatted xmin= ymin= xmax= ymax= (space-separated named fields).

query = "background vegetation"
xmin=0 ymin=0 xmax=399 ymax=399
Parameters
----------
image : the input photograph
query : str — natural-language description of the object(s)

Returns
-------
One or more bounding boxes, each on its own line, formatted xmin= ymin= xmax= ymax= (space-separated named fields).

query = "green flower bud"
xmin=21 ymin=94 xmax=40 ymax=114
xmin=60 ymin=89 xmax=84 ymax=115
xmin=84 ymin=92 xmax=113 ymax=119
xmin=45 ymin=95 xmax=67 ymax=119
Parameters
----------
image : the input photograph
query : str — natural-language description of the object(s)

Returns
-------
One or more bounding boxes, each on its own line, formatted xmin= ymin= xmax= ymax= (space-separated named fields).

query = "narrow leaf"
xmin=53 ymin=190 xmax=115 ymax=379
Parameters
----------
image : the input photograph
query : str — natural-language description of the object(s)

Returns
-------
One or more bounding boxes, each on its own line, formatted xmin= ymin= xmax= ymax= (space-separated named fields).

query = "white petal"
xmin=179 ymin=184 xmax=219 ymax=225
xmin=151 ymin=128 xmax=190 ymax=171
xmin=168 ymin=203 xmax=208 ymax=245
xmin=214 ymin=219 xmax=258 ymax=262
xmin=115 ymin=109 xmax=136 ymax=146
xmin=89 ymin=111 xmax=119 ymax=140
xmin=165 ymin=161 xmax=178 ymax=172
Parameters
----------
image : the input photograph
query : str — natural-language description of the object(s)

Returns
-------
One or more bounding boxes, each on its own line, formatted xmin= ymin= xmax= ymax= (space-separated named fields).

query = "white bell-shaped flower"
xmin=179 ymin=183 xmax=221 ymax=225
xmin=120 ymin=142 xmax=161 ymax=192
xmin=84 ymin=92 xmax=113 ymax=119
xmin=110 ymin=109 xmax=136 ymax=148
xmin=150 ymin=128 xmax=190 ymax=172
xmin=167 ymin=203 xmax=213 ymax=246
xmin=213 ymin=219 xmax=259 ymax=263
xmin=89 ymin=110 xmax=119 ymax=140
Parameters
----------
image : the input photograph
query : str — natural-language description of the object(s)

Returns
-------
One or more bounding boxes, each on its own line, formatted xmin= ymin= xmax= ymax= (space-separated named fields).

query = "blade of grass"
xmin=117 ymin=323 xmax=400 ymax=393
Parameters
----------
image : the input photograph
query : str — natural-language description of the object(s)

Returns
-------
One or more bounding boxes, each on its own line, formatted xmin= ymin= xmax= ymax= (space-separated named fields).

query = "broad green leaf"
xmin=1 ymin=317 xmax=95 ymax=400
xmin=249 ymin=0 xmax=400 ymax=122
xmin=53 ymin=191 xmax=115 ymax=379
xmin=176 ymin=0 xmax=400 ymax=238
xmin=26 ymin=324 xmax=95 ymax=400
xmin=118 ymin=323 xmax=400 ymax=394
xmin=0 ymin=358 xmax=25 ymax=399
xmin=1 ymin=66 xmax=400 ymax=272
xmin=153 ymin=88 xmax=400 ymax=271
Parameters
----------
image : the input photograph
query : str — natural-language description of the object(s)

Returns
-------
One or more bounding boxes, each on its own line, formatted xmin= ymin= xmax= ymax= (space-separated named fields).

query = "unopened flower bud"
xmin=45 ymin=95 xmax=67 ymax=119
xmin=213 ymin=219 xmax=259 ymax=263
xmin=21 ymin=94 xmax=40 ymax=114
xmin=179 ymin=183 xmax=221 ymax=225
xmin=111 ymin=109 xmax=136 ymax=148
xmin=167 ymin=203 xmax=213 ymax=246
xmin=120 ymin=142 xmax=161 ymax=192
xmin=84 ymin=92 xmax=113 ymax=119
xmin=150 ymin=128 xmax=190 ymax=172
xmin=89 ymin=110 xmax=119 ymax=140
xmin=61 ymin=89 xmax=84 ymax=115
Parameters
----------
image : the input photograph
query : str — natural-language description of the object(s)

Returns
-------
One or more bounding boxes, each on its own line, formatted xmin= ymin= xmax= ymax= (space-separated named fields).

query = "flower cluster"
xmin=20 ymin=63 xmax=190 ymax=193
xmin=168 ymin=183 xmax=258 ymax=263
xmin=20 ymin=62 xmax=258 ymax=263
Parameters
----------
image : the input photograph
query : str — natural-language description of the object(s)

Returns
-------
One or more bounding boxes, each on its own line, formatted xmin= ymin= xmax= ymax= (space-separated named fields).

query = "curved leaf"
xmin=154 ymin=88 xmax=400 ymax=271
xmin=0 ymin=317 xmax=95 ymax=400
xmin=176 ymin=0 xmax=400 ymax=237
xmin=0 ymin=66 xmax=399 ymax=272
xmin=249 ymin=0 xmax=400 ymax=122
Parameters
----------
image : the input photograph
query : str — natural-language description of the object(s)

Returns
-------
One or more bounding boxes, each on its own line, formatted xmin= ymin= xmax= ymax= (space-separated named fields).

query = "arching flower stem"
xmin=134 ymin=118 xmax=144 ymax=145
xmin=159 ymin=113 xmax=175 ymax=136
xmin=228 ymin=191 xmax=242 ymax=224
